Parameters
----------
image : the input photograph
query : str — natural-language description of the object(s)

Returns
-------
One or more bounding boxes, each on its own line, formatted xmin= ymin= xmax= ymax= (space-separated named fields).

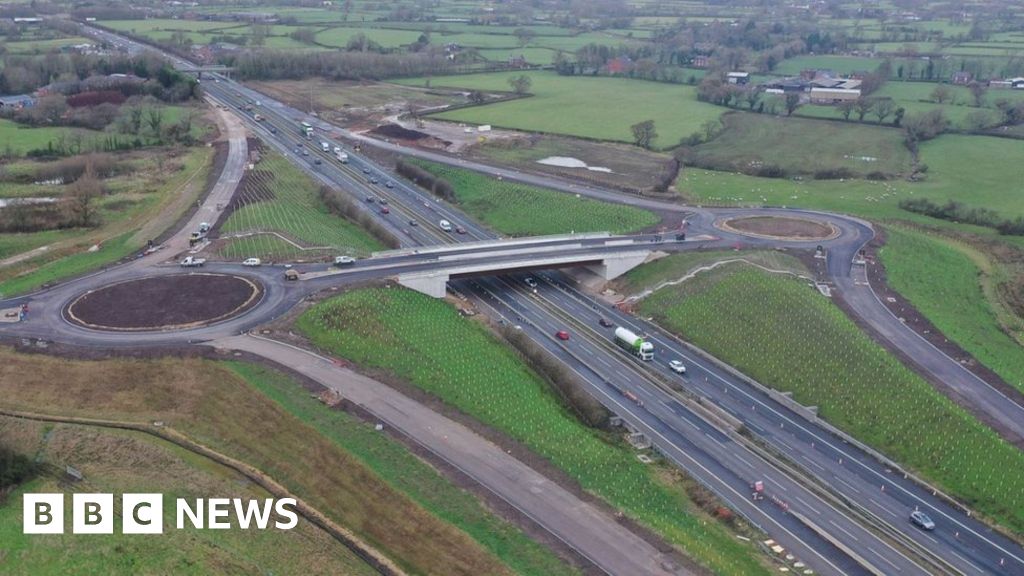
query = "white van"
xmin=439 ymin=220 xmax=452 ymax=232
xmin=321 ymin=141 xmax=330 ymax=152
xmin=242 ymin=257 xmax=262 ymax=267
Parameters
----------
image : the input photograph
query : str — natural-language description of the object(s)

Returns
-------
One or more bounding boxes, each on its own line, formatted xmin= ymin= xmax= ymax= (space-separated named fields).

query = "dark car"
xmin=409 ymin=219 xmax=419 ymax=226
xmin=599 ymin=317 xmax=613 ymax=327
xmin=380 ymin=206 xmax=390 ymax=214
xmin=314 ymin=158 xmax=322 ymax=165
xmin=270 ymin=127 xmax=277 ymax=134
xmin=455 ymin=226 xmax=467 ymax=234
xmin=385 ymin=181 xmax=395 ymax=188
xmin=365 ymin=196 xmax=375 ymax=203
xmin=362 ymin=167 xmax=371 ymax=174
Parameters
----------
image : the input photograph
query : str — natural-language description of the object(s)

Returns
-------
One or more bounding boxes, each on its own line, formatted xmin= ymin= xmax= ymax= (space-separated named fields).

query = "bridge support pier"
xmin=397 ymin=272 xmax=450 ymax=298
xmin=585 ymin=252 xmax=651 ymax=280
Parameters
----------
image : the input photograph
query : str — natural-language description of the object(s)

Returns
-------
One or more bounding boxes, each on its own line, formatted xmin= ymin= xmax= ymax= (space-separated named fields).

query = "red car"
xmin=555 ymin=330 xmax=570 ymax=341
xmin=455 ymin=226 xmax=467 ymax=234
xmin=380 ymin=206 xmax=390 ymax=214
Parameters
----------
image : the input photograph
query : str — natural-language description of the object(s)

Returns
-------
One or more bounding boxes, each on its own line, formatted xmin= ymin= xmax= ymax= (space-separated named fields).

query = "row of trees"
xmin=899 ymin=198 xmax=1024 ymax=236
xmin=227 ymin=49 xmax=456 ymax=81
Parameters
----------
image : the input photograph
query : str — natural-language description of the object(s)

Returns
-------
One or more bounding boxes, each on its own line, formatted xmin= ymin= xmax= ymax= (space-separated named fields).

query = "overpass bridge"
xmin=377 ymin=232 xmax=682 ymax=297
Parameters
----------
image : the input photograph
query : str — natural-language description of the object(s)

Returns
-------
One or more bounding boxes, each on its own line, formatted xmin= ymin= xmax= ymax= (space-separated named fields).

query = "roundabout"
xmin=716 ymin=215 xmax=839 ymax=241
xmin=65 ymin=273 xmax=263 ymax=332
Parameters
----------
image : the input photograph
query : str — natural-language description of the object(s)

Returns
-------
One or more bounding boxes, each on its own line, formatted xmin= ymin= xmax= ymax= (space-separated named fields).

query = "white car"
xmin=242 ymin=258 xmax=261 ymax=267
xmin=668 ymin=360 xmax=687 ymax=374
xmin=524 ymin=277 xmax=538 ymax=288
xmin=334 ymin=255 xmax=355 ymax=266
xmin=439 ymin=219 xmax=453 ymax=232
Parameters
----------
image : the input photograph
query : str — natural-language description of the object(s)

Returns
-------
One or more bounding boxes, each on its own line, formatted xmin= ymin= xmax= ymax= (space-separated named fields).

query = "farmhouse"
xmin=727 ymin=72 xmax=750 ymax=85
xmin=952 ymin=71 xmax=973 ymax=85
xmin=606 ymin=56 xmax=633 ymax=75
xmin=691 ymin=55 xmax=710 ymax=68
xmin=809 ymin=88 xmax=861 ymax=104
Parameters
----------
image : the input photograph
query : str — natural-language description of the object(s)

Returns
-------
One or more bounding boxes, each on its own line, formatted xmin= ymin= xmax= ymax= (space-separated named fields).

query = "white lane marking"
xmin=948 ymin=549 xmax=985 ymax=574
xmin=764 ymin=474 xmax=787 ymax=492
xmin=802 ymin=455 xmax=827 ymax=472
xmin=828 ymin=519 xmax=860 ymax=542
xmin=733 ymin=452 xmax=756 ymax=470
xmin=776 ymin=438 xmax=794 ymax=452
xmin=869 ymin=547 xmax=903 ymax=572
xmin=795 ymin=495 xmax=822 ymax=515
xmin=835 ymin=476 xmax=861 ymax=494
xmin=868 ymin=498 xmax=898 ymax=519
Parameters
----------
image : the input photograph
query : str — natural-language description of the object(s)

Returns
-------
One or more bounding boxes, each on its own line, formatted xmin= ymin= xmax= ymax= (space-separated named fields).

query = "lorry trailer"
xmin=614 ymin=327 xmax=654 ymax=361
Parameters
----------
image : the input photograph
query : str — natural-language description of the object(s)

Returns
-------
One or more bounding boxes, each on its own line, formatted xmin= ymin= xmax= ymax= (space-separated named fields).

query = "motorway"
xmin=8 ymin=23 xmax=1021 ymax=576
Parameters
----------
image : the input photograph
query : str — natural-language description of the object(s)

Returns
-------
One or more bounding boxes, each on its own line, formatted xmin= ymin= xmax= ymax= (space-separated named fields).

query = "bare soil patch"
xmin=722 ymin=216 xmax=836 ymax=240
xmin=67 ymin=273 xmax=262 ymax=331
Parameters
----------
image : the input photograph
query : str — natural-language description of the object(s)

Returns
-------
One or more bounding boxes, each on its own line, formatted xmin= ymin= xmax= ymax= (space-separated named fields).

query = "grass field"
xmin=879 ymin=227 xmax=1024 ymax=393
xmin=297 ymin=287 xmax=773 ymax=576
xmin=0 ymin=349 xmax=542 ymax=576
xmin=678 ymin=134 xmax=1024 ymax=223
xmin=0 ymin=119 xmax=98 ymax=157
xmin=469 ymin=134 xmax=676 ymax=193
xmin=691 ymin=112 xmax=912 ymax=177
xmin=0 ymin=418 xmax=378 ymax=576
xmin=408 ymin=159 xmax=659 ymax=235
xmin=399 ymin=71 xmax=723 ymax=147
xmin=635 ymin=260 xmax=1024 ymax=533
xmin=217 ymin=153 xmax=383 ymax=261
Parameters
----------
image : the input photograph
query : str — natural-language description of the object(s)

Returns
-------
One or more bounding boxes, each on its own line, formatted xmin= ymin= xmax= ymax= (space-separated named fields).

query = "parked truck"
xmin=614 ymin=327 xmax=654 ymax=361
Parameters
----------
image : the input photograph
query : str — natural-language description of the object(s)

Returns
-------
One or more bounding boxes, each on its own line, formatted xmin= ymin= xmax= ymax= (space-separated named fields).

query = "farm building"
xmin=952 ymin=71 xmax=973 ymax=85
xmin=691 ymin=55 xmax=710 ymax=68
xmin=727 ymin=72 xmax=750 ymax=85
xmin=0 ymin=95 xmax=35 ymax=109
xmin=809 ymin=88 xmax=861 ymax=104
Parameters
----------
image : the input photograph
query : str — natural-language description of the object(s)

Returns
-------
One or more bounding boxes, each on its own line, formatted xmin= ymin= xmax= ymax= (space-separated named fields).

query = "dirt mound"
xmin=370 ymin=124 xmax=452 ymax=148
xmin=721 ymin=216 xmax=836 ymax=241
xmin=66 ymin=273 xmax=262 ymax=331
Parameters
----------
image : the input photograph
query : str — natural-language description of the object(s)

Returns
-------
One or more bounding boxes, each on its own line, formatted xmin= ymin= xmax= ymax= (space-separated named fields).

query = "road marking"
xmin=948 ymin=549 xmax=985 ymax=574
xmin=775 ymin=438 xmax=794 ymax=452
xmin=594 ymin=356 xmax=612 ymax=369
xmin=733 ymin=452 xmax=756 ymax=470
xmin=868 ymin=498 xmax=898 ymax=519
xmin=764 ymin=474 xmax=787 ymax=492
xmin=868 ymin=546 xmax=902 ymax=572
xmin=802 ymin=455 xmax=826 ymax=472
xmin=835 ymin=476 xmax=861 ymax=494
xmin=828 ymin=519 xmax=860 ymax=542
xmin=794 ymin=495 xmax=822 ymax=515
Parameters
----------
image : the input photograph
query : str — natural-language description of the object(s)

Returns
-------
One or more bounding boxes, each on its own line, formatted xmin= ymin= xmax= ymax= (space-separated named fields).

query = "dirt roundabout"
xmin=718 ymin=215 xmax=838 ymax=241
xmin=66 ymin=273 xmax=263 ymax=331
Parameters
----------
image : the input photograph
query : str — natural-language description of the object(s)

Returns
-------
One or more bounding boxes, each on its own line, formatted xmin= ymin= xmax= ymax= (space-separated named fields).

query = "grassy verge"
xmin=407 ymin=159 xmax=659 ymax=236
xmin=635 ymin=261 xmax=1024 ymax=533
xmin=218 ymin=153 xmax=383 ymax=260
xmin=879 ymin=227 xmax=1024 ymax=393
xmin=226 ymin=362 xmax=577 ymax=576
xmin=297 ymin=287 xmax=773 ymax=576
xmin=0 ymin=348 xmax=523 ymax=576
xmin=0 ymin=418 xmax=378 ymax=576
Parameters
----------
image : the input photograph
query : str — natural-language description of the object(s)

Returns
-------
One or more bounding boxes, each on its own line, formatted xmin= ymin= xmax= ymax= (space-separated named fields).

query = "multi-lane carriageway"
xmin=71 ymin=24 xmax=1024 ymax=576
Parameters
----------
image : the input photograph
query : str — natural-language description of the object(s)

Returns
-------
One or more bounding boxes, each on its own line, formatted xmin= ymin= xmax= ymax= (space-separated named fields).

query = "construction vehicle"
xmin=614 ymin=327 xmax=654 ymax=361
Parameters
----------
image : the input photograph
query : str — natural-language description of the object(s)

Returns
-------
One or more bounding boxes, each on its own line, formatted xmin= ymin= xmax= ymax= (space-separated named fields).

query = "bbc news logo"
xmin=23 ymin=494 xmax=298 ymax=534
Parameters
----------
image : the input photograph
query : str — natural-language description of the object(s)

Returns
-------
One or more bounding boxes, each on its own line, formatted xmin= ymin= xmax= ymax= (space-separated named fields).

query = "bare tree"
xmin=784 ymin=93 xmax=801 ymax=116
xmin=631 ymin=119 xmax=657 ymax=149
xmin=873 ymin=99 xmax=895 ymax=123
xmin=514 ymin=28 xmax=536 ymax=48
xmin=507 ymin=74 xmax=532 ymax=95
xmin=968 ymin=82 xmax=987 ymax=107
xmin=836 ymin=100 xmax=856 ymax=121
xmin=67 ymin=162 xmax=103 ymax=227
xmin=854 ymin=97 xmax=874 ymax=121
xmin=930 ymin=84 xmax=952 ymax=104
xmin=146 ymin=107 xmax=164 ymax=141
